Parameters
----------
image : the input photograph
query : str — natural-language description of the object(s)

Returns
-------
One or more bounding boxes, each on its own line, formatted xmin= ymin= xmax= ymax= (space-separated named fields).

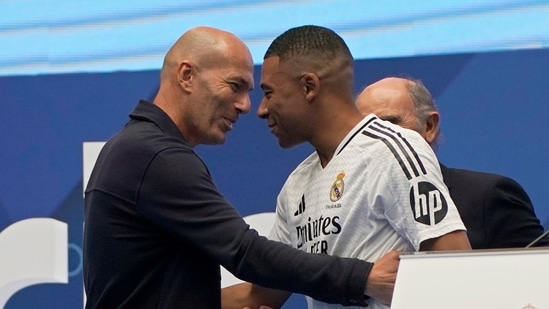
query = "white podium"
xmin=391 ymin=248 xmax=549 ymax=309
xmin=0 ymin=218 xmax=68 ymax=308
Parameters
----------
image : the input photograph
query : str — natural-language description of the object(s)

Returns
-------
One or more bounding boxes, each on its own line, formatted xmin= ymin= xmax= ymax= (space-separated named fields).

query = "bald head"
xmin=153 ymin=26 xmax=254 ymax=147
xmin=356 ymin=77 xmax=440 ymax=147
xmin=161 ymin=26 xmax=252 ymax=81
xmin=356 ymin=77 xmax=417 ymax=128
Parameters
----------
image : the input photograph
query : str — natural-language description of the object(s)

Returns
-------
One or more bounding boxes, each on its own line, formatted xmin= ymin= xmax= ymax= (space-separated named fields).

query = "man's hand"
xmin=364 ymin=250 xmax=400 ymax=305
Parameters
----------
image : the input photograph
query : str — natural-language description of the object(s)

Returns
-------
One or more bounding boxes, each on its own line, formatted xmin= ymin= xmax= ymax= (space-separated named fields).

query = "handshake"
xmin=222 ymin=250 xmax=401 ymax=309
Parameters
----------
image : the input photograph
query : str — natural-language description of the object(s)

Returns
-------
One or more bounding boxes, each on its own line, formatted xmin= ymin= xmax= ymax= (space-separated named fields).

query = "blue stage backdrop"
xmin=1 ymin=47 xmax=548 ymax=308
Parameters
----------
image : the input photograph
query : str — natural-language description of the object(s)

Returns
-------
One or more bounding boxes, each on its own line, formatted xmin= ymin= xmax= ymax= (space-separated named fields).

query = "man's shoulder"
xmin=117 ymin=121 xmax=191 ymax=153
xmin=443 ymin=165 xmax=517 ymax=186
xmin=98 ymin=124 xmax=195 ymax=178
xmin=441 ymin=164 xmax=529 ymax=204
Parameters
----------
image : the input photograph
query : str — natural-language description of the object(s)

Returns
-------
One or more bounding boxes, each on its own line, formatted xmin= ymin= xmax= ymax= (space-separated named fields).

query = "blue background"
xmin=1 ymin=1 xmax=548 ymax=308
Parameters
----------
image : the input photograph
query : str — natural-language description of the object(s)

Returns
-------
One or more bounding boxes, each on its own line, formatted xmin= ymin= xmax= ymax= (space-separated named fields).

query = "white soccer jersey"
xmin=269 ymin=115 xmax=466 ymax=309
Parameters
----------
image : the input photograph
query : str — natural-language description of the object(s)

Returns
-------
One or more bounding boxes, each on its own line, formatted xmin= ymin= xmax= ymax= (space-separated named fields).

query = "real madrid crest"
xmin=329 ymin=171 xmax=345 ymax=202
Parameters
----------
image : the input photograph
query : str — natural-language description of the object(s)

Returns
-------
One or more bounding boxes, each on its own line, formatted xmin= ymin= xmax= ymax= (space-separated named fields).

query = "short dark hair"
xmin=264 ymin=25 xmax=353 ymax=66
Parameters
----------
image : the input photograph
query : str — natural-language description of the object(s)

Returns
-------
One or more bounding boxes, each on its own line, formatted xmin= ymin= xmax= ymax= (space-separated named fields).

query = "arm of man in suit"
xmin=485 ymin=176 xmax=549 ymax=248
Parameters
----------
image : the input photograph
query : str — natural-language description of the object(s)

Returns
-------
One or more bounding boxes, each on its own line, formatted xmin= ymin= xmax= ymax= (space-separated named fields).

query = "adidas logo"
xmin=294 ymin=194 xmax=306 ymax=216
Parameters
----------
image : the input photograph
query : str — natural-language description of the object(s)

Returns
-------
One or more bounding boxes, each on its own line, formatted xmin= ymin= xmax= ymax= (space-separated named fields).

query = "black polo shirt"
xmin=83 ymin=100 xmax=371 ymax=308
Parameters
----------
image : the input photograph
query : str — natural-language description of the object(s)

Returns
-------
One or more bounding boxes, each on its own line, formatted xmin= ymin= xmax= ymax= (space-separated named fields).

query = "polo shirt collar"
xmin=129 ymin=99 xmax=187 ymax=143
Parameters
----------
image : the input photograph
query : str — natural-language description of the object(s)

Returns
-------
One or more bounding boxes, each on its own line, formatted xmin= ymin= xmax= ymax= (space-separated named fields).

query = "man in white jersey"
xmin=221 ymin=25 xmax=471 ymax=309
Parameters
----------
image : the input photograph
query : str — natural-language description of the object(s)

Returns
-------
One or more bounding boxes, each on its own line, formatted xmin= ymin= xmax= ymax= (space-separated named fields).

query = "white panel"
xmin=82 ymin=142 xmax=106 ymax=193
xmin=0 ymin=218 xmax=68 ymax=308
xmin=392 ymin=248 xmax=549 ymax=308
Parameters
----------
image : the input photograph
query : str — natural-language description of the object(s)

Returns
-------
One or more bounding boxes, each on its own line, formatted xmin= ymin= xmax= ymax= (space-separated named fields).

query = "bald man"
xmin=356 ymin=77 xmax=549 ymax=249
xmin=83 ymin=26 xmax=399 ymax=309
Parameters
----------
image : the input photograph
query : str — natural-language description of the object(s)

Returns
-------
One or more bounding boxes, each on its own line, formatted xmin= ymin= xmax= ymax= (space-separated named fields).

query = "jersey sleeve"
xmin=364 ymin=120 xmax=466 ymax=250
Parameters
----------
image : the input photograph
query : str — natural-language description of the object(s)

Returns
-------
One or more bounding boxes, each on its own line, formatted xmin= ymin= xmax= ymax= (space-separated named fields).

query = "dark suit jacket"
xmin=440 ymin=164 xmax=549 ymax=249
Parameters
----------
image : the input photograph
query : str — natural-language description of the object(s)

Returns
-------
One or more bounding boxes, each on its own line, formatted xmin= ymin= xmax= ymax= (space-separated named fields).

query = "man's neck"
xmin=313 ymin=111 xmax=364 ymax=168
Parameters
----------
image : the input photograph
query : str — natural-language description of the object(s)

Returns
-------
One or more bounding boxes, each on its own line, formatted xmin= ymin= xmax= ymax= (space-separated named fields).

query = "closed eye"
xmin=261 ymin=84 xmax=272 ymax=99
xmin=380 ymin=115 xmax=403 ymax=125
xmin=229 ymin=82 xmax=241 ymax=92
xmin=228 ymin=77 xmax=252 ymax=93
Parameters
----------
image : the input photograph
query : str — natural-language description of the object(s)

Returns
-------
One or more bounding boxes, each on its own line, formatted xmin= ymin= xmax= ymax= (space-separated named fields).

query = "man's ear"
xmin=424 ymin=111 xmax=440 ymax=144
xmin=178 ymin=61 xmax=193 ymax=92
xmin=300 ymin=73 xmax=320 ymax=101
